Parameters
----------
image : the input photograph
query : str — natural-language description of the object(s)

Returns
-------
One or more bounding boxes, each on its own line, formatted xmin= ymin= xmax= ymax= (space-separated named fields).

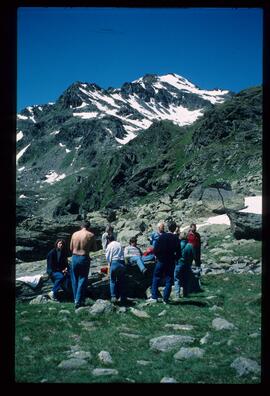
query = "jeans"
xmin=110 ymin=260 xmax=126 ymax=301
xmin=51 ymin=271 xmax=70 ymax=296
xmin=192 ymin=246 xmax=201 ymax=267
xmin=142 ymin=254 xmax=155 ymax=262
xmin=70 ymin=255 xmax=90 ymax=305
xmin=174 ymin=262 xmax=191 ymax=297
xmin=128 ymin=256 xmax=146 ymax=272
xmin=151 ymin=260 xmax=175 ymax=302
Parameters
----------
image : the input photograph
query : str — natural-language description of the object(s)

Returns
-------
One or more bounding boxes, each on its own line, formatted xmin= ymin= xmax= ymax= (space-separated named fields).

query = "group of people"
xmin=46 ymin=220 xmax=201 ymax=308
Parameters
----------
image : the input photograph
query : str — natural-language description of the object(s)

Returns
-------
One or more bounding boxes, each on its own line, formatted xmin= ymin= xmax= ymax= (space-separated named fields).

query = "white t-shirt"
xmin=105 ymin=241 xmax=124 ymax=264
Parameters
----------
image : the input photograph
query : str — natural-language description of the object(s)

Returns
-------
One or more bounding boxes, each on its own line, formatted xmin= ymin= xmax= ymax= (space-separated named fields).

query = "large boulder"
xmin=189 ymin=184 xmax=245 ymax=213
xmin=227 ymin=210 xmax=262 ymax=240
xmin=16 ymin=216 xmax=104 ymax=262
xmin=15 ymin=254 xmax=156 ymax=302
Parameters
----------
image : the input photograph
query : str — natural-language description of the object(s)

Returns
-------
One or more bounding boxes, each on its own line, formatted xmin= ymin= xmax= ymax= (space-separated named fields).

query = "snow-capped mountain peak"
xmin=17 ymin=73 xmax=232 ymax=148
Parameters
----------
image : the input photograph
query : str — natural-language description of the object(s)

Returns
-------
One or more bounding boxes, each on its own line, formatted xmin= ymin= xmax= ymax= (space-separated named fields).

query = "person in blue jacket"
xmin=149 ymin=221 xmax=181 ymax=304
xmin=149 ymin=221 xmax=165 ymax=248
xmin=174 ymin=231 xmax=194 ymax=298
xmin=46 ymin=239 xmax=70 ymax=300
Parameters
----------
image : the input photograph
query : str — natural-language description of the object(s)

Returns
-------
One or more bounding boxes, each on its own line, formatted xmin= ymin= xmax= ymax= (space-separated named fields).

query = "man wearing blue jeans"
xmin=150 ymin=221 xmax=181 ymax=304
xmin=70 ymin=221 xmax=97 ymax=309
xmin=105 ymin=235 xmax=126 ymax=303
xmin=124 ymin=237 xmax=147 ymax=274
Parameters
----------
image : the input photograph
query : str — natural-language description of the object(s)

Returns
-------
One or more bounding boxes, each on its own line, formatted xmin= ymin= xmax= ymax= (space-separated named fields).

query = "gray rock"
xmin=92 ymin=368 xmax=119 ymax=376
xmin=230 ymin=357 xmax=260 ymax=376
xmin=212 ymin=318 xmax=236 ymax=330
xmin=120 ymin=332 xmax=141 ymax=339
xmin=67 ymin=351 xmax=92 ymax=360
xmin=227 ymin=210 xmax=261 ymax=240
xmin=89 ymin=299 xmax=115 ymax=315
xmin=137 ymin=360 xmax=151 ymax=366
xmin=164 ymin=324 xmax=194 ymax=331
xmin=174 ymin=347 xmax=205 ymax=360
xmin=59 ymin=309 xmax=71 ymax=315
xmin=58 ymin=358 xmax=88 ymax=369
xmin=98 ymin=351 xmax=113 ymax=364
xmin=130 ymin=308 xmax=150 ymax=318
xmin=199 ymin=332 xmax=211 ymax=345
xmin=149 ymin=335 xmax=195 ymax=352
xmin=29 ymin=295 xmax=51 ymax=304
xmin=160 ymin=377 xmax=178 ymax=383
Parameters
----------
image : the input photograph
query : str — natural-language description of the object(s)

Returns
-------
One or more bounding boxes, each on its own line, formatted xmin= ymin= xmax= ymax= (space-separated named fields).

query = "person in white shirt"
xmin=101 ymin=224 xmax=117 ymax=251
xmin=124 ymin=237 xmax=147 ymax=274
xmin=105 ymin=235 xmax=126 ymax=303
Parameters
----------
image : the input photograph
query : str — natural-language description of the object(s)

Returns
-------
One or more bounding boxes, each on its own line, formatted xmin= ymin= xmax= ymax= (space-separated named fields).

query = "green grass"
xmin=230 ymin=241 xmax=262 ymax=260
xmin=15 ymin=273 xmax=261 ymax=383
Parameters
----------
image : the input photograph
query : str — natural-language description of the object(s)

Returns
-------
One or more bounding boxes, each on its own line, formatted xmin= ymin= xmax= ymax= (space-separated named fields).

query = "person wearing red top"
xmin=187 ymin=223 xmax=201 ymax=268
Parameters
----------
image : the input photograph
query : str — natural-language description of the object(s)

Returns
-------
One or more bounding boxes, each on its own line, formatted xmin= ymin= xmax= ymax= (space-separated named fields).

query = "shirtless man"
xmin=70 ymin=220 xmax=97 ymax=308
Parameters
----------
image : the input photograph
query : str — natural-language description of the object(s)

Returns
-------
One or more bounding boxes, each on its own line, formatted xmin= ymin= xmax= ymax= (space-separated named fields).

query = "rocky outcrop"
xmin=226 ymin=210 xmax=262 ymax=240
xmin=188 ymin=184 xmax=245 ymax=213
xmin=15 ymin=260 xmax=156 ymax=302
xmin=16 ymin=215 xmax=105 ymax=262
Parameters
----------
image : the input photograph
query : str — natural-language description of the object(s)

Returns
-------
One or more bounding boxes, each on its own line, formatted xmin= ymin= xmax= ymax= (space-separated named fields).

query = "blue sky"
xmin=17 ymin=7 xmax=263 ymax=112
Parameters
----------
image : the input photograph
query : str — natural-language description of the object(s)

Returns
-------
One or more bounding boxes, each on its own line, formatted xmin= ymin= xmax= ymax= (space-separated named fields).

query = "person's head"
xmin=81 ymin=220 xmax=91 ymax=230
xmin=168 ymin=221 xmax=177 ymax=233
xmin=105 ymin=224 xmax=114 ymax=234
xmin=55 ymin=239 xmax=65 ymax=250
xmin=190 ymin=223 xmax=196 ymax=232
xmin=107 ymin=234 xmax=115 ymax=244
xmin=180 ymin=231 xmax=188 ymax=240
xmin=157 ymin=221 xmax=165 ymax=233
xmin=129 ymin=237 xmax=137 ymax=246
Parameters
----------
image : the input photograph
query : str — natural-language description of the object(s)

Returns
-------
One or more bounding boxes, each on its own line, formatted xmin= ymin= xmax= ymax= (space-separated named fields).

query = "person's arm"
xmin=175 ymin=238 xmax=181 ymax=261
xmin=62 ymin=252 xmax=69 ymax=273
xmin=124 ymin=246 xmax=131 ymax=258
xmin=153 ymin=236 xmax=162 ymax=258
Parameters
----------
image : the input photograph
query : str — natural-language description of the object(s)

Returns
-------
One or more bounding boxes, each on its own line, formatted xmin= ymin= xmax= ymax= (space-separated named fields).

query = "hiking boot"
xmin=48 ymin=291 xmax=58 ymax=301
xmin=119 ymin=298 xmax=128 ymax=305
xmin=147 ymin=297 xmax=158 ymax=303
xmin=111 ymin=297 xmax=117 ymax=303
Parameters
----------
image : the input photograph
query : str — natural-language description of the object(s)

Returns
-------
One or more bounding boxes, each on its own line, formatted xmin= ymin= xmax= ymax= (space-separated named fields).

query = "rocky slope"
xmin=16 ymin=73 xmax=232 ymax=220
xmin=16 ymin=75 xmax=262 ymax=266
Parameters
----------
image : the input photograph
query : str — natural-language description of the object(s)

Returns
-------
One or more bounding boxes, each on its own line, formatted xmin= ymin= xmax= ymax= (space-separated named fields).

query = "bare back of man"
xmin=70 ymin=228 xmax=97 ymax=256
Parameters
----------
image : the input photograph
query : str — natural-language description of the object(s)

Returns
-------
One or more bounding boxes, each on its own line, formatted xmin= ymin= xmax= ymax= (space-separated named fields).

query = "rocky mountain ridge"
xmin=16 ymin=74 xmax=262 ymax=267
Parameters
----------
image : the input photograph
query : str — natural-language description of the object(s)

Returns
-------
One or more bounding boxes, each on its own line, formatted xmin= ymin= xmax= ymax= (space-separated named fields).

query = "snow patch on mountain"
xmin=17 ymin=131 xmax=24 ymax=142
xmin=115 ymin=130 xmax=137 ymax=145
xmin=73 ymin=111 xmax=98 ymax=119
xmin=43 ymin=171 xmax=66 ymax=184
xmin=17 ymin=143 xmax=31 ymax=164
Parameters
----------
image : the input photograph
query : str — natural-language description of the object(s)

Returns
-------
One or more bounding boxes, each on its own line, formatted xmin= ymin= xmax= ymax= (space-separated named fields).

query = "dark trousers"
xmin=51 ymin=271 xmax=70 ymax=295
xmin=151 ymin=260 xmax=175 ymax=302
